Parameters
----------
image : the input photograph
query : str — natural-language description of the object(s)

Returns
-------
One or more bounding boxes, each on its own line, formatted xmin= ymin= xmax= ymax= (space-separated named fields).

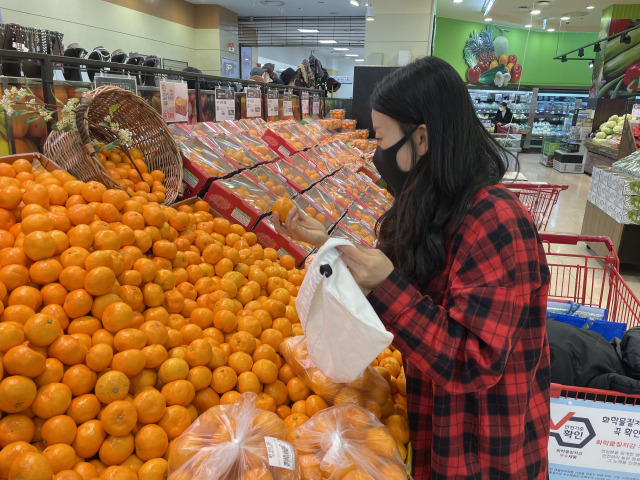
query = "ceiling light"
xmin=561 ymin=55 xmax=567 ymax=62
xmin=578 ymin=48 xmax=584 ymax=57
xmin=365 ymin=5 xmax=375 ymax=21
xmin=484 ymin=18 xmax=492 ymax=22
xmin=350 ymin=0 xmax=361 ymax=5
xmin=453 ymin=0 xmax=463 ymax=3
xmin=481 ymin=0 xmax=495 ymax=16
xmin=298 ymin=28 xmax=320 ymax=33
xmin=560 ymin=16 xmax=570 ymax=20
xmin=260 ymin=0 xmax=285 ymax=5
xmin=547 ymin=28 xmax=555 ymax=32
xmin=589 ymin=61 xmax=594 ymax=68
xmin=593 ymin=43 xmax=601 ymax=52
xmin=586 ymin=6 xmax=594 ymax=9
xmin=531 ymin=9 xmax=541 ymax=15
xmin=319 ymin=40 xmax=337 ymax=44
xmin=333 ymin=47 xmax=349 ymax=51
xmin=525 ymin=24 xmax=532 ymax=28
xmin=345 ymin=54 xmax=359 ymax=57
xmin=355 ymin=59 xmax=365 ymax=62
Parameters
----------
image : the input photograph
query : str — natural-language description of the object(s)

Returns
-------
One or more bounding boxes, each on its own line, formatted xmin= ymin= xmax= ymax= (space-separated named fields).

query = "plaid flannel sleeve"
xmin=369 ymin=201 xmax=543 ymax=395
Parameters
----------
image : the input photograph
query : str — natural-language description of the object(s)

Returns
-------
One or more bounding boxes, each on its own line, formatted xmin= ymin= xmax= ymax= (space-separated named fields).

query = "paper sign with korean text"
xmin=301 ymin=91 xmax=309 ymax=116
xmin=267 ymin=90 xmax=279 ymax=117
xmin=215 ymin=88 xmax=236 ymax=121
xmin=246 ymin=87 xmax=262 ymax=118
xmin=312 ymin=94 xmax=320 ymax=116
xmin=160 ymin=81 xmax=189 ymax=123
xmin=549 ymin=397 xmax=640 ymax=479
xmin=283 ymin=91 xmax=293 ymax=117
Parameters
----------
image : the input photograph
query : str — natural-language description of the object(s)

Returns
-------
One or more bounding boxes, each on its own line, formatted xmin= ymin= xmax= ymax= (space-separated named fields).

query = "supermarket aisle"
xmin=517 ymin=152 xmax=640 ymax=298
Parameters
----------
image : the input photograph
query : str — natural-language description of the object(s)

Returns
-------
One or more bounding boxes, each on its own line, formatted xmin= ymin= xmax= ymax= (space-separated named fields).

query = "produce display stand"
xmin=581 ymin=200 xmax=640 ymax=269
xmin=541 ymin=234 xmax=640 ymax=479
xmin=506 ymin=183 xmax=569 ymax=231
xmin=584 ymin=120 xmax=638 ymax=175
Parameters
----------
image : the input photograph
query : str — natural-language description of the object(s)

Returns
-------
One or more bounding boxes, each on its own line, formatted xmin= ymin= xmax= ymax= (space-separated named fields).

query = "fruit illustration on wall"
xmin=464 ymin=26 xmax=523 ymax=86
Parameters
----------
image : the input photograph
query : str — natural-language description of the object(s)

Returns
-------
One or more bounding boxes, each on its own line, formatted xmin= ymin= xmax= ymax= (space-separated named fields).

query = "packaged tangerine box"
xmin=203 ymin=173 xmax=277 ymax=229
xmin=267 ymin=160 xmax=316 ymax=193
xmin=179 ymin=138 xmax=242 ymax=198
xmin=262 ymin=128 xmax=302 ymax=158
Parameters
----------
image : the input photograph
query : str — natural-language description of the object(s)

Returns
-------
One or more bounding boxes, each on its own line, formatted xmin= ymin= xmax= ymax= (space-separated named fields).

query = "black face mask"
xmin=372 ymin=131 xmax=415 ymax=196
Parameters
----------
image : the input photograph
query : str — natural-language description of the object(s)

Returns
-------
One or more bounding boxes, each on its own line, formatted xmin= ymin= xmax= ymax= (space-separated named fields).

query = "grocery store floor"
xmin=517 ymin=152 xmax=640 ymax=302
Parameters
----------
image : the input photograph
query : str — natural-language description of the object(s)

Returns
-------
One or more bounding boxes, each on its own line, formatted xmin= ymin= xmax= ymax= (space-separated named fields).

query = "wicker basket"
xmin=44 ymin=86 xmax=183 ymax=204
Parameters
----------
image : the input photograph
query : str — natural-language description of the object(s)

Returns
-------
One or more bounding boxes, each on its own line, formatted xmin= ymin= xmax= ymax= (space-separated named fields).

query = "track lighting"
xmin=593 ymin=43 xmax=601 ymax=53
xmin=561 ymin=55 xmax=567 ymax=63
xmin=578 ymin=48 xmax=584 ymax=58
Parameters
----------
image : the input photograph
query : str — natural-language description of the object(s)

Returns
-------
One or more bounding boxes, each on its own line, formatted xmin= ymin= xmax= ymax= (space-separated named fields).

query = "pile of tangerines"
xmin=0 ymin=156 xmax=409 ymax=480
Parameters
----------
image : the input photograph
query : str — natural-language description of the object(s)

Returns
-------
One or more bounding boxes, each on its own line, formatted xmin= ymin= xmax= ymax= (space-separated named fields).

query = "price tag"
xmin=267 ymin=90 xmax=279 ymax=117
xmin=215 ymin=88 xmax=235 ymax=121
xmin=312 ymin=94 xmax=320 ymax=116
xmin=246 ymin=87 xmax=262 ymax=118
xmin=301 ymin=91 xmax=309 ymax=116
xmin=495 ymin=93 xmax=503 ymax=103
xmin=95 ymin=74 xmax=138 ymax=95
xmin=264 ymin=437 xmax=295 ymax=471
xmin=283 ymin=91 xmax=293 ymax=117
xmin=632 ymin=103 xmax=640 ymax=118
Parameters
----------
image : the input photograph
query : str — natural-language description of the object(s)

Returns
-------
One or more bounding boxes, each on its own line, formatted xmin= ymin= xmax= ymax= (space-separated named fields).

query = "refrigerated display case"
xmin=525 ymin=88 xmax=589 ymax=149
xmin=468 ymin=88 xmax=532 ymax=137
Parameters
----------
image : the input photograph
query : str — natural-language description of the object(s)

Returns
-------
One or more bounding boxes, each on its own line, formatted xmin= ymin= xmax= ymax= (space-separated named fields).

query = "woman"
xmin=274 ymin=56 xmax=550 ymax=479
xmin=493 ymin=101 xmax=513 ymax=126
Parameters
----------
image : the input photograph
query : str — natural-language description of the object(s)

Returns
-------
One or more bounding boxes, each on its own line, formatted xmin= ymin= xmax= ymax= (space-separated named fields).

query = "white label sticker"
xmin=246 ymin=88 xmax=262 ymax=118
xmin=264 ymin=437 xmax=295 ymax=471
xmin=215 ymin=88 xmax=236 ymax=121
xmin=231 ymin=208 xmax=251 ymax=227
xmin=301 ymin=91 xmax=309 ymax=115
xmin=267 ymin=90 xmax=279 ymax=117
xmin=283 ymin=92 xmax=293 ymax=117
xmin=312 ymin=94 xmax=320 ymax=116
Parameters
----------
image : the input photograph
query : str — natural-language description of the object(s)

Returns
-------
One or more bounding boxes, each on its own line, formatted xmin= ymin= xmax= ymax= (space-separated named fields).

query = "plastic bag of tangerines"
xmin=0 ymin=155 xmax=409 ymax=480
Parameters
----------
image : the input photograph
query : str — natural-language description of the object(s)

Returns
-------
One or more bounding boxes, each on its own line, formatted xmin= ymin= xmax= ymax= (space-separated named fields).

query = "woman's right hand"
xmin=273 ymin=208 xmax=329 ymax=249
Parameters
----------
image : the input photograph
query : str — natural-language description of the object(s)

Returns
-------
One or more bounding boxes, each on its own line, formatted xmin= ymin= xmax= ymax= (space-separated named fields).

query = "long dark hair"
xmin=372 ymin=56 xmax=514 ymax=284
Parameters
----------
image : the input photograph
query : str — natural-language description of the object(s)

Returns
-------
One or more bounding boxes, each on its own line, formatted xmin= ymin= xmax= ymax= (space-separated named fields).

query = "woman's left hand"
xmin=337 ymin=245 xmax=394 ymax=291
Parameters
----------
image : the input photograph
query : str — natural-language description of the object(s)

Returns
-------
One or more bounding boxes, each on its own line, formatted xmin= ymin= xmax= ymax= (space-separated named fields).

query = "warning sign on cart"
xmin=549 ymin=397 xmax=640 ymax=479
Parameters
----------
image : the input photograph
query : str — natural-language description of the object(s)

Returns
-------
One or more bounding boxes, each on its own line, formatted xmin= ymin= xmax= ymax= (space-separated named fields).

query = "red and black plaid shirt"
xmin=369 ymin=185 xmax=550 ymax=480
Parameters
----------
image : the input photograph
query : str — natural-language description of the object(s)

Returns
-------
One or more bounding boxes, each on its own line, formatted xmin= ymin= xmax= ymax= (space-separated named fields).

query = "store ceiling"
xmin=438 ymin=0 xmax=640 ymax=32
xmin=185 ymin=0 xmax=367 ymax=17
xmin=238 ymin=16 xmax=365 ymax=47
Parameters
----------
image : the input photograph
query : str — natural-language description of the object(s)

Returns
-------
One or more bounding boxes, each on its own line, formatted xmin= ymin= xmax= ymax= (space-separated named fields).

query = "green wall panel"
xmin=433 ymin=16 xmax=598 ymax=87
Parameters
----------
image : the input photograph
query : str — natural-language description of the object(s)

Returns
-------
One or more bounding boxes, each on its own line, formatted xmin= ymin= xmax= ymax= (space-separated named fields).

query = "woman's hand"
xmin=273 ymin=208 xmax=329 ymax=249
xmin=337 ymin=245 xmax=394 ymax=291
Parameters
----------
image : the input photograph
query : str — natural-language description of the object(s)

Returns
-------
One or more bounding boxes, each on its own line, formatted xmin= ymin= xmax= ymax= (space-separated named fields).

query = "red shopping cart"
xmin=507 ymin=183 xmax=569 ymax=231
xmin=542 ymin=234 xmax=640 ymax=477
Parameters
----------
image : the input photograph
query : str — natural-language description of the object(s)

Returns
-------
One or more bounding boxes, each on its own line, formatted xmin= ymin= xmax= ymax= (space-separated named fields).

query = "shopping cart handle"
xmin=507 ymin=183 xmax=569 ymax=190
xmin=539 ymin=233 xmax=615 ymax=252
